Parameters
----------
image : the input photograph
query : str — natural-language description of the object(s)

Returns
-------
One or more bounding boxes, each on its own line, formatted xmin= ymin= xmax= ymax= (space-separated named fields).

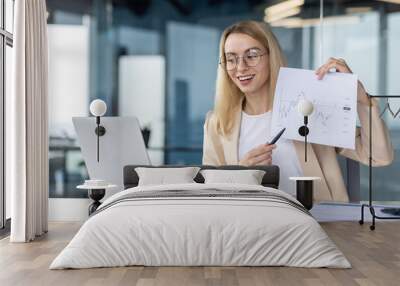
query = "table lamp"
xmin=89 ymin=99 xmax=107 ymax=162
xmin=297 ymin=99 xmax=314 ymax=162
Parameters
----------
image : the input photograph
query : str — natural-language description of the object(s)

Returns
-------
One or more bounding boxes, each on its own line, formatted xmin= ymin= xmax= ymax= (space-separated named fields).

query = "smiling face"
xmin=224 ymin=33 xmax=270 ymax=96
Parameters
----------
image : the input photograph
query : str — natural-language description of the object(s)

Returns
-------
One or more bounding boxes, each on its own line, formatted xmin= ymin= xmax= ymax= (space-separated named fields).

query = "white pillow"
xmin=200 ymin=169 xmax=266 ymax=185
xmin=135 ymin=167 xmax=200 ymax=186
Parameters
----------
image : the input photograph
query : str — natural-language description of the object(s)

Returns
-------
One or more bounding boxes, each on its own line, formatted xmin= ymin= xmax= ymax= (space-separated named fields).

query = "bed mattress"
xmin=50 ymin=183 xmax=350 ymax=269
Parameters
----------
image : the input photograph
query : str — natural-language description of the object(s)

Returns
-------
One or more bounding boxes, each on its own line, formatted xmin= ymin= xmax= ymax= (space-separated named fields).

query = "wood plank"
xmin=0 ymin=222 xmax=399 ymax=286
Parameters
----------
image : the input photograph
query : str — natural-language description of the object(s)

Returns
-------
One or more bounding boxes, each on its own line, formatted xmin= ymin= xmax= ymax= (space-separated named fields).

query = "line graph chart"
xmin=271 ymin=68 xmax=358 ymax=149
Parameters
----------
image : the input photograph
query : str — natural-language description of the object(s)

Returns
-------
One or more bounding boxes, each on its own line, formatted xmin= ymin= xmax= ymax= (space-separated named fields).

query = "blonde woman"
xmin=202 ymin=20 xmax=394 ymax=202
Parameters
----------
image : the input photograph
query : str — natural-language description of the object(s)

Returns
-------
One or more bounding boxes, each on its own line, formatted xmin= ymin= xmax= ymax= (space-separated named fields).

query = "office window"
xmin=316 ymin=2 xmax=400 ymax=202
xmin=313 ymin=11 xmax=379 ymax=93
xmin=5 ymin=44 xmax=11 ymax=220
xmin=1 ymin=0 xmax=14 ymax=230
xmin=365 ymin=11 xmax=400 ymax=202
xmin=5 ymin=0 xmax=12 ymax=33
xmin=46 ymin=1 xmax=400 ymax=204
xmin=45 ymin=1 xmax=328 ymax=198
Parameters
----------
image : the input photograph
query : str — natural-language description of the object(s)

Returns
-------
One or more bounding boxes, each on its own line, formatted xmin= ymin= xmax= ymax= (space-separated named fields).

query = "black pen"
xmin=268 ymin=128 xmax=286 ymax=145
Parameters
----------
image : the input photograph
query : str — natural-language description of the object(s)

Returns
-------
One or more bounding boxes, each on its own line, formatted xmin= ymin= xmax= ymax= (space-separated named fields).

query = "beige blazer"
xmin=202 ymin=98 xmax=394 ymax=202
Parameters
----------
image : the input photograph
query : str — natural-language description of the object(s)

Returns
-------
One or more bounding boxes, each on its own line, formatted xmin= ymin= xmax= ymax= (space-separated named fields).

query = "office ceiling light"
xmin=377 ymin=0 xmax=400 ymax=4
xmin=265 ymin=6 xmax=301 ymax=23
xmin=345 ymin=7 xmax=372 ymax=14
xmin=270 ymin=15 xmax=360 ymax=28
xmin=265 ymin=0 xmax=304 ymax=15
xmin=269 ymin=17 xmax=304 ymax=28
xmin=264 ymin=0 xmax=304 ymax=22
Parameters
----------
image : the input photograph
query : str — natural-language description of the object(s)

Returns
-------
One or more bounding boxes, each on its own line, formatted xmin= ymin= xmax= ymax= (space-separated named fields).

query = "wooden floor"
xmin=0 ymin=222 xmax=399 ymax=286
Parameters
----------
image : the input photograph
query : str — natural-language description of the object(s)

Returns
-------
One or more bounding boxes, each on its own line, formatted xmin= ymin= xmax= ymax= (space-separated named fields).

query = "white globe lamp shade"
xmin=297 ymin=99 xmax=314 ymax=116
xmin=90 ymin=99 xmax=107 ymax=117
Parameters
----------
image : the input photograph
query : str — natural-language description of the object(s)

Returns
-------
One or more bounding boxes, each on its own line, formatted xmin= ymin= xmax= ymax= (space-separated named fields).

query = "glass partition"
xmin=46 ymin=0 xmax=400 ymax=202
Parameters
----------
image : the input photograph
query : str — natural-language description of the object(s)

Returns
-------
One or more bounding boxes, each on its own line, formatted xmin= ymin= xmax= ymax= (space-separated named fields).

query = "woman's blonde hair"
xmin=213 ymin=20 xmax=286 ymax=137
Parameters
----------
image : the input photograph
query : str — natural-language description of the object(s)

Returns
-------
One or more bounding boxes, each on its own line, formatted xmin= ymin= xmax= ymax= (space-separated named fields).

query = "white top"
xmin=77 ymin=184 xmax=117 ymax=190
xmin=238 ymin=111 xmax=303 ymax=196
xmin=289 ymin=177 xmax=320 ymax=181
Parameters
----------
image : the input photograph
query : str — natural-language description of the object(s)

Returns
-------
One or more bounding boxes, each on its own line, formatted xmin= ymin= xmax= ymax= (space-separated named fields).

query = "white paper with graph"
xmin=271 ymin=67 xmax=358 ymax=149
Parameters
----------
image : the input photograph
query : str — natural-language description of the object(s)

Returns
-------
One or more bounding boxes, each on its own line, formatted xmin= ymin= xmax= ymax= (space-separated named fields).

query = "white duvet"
xmin=50 ymin=183 xmax=351 ymax=269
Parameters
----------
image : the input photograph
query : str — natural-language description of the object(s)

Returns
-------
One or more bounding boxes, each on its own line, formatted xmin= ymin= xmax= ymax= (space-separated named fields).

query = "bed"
xmin=50 ymin=165 xmax=350 ymax=269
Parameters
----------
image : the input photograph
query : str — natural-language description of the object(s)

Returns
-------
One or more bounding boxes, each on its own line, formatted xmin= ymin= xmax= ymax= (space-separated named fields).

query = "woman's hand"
xmin=239 ymin=144 xmax=276 ymax=166
xmin=315 ymin=57 xmax=369 ymax=105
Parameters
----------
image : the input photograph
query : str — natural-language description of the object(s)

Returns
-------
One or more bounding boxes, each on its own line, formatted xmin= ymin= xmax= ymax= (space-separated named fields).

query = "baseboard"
xmin=49 ymin=198 xmax=90 ymax=221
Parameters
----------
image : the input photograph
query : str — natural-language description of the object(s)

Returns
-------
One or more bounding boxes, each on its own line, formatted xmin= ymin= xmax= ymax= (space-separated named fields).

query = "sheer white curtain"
xmin=9 ymin=0 xmax=48 ymax=242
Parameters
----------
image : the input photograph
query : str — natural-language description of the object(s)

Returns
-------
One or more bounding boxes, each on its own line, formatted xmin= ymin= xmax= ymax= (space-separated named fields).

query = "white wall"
xmin=48 ymin=24 xmax=89 ymax=137
xmin=49 ymin=198 xmax=89 ymax=222
xmin=47 ymin=25 xmax=90 ymax=221
xmin=119 ymin=55 xmax=165 ymax=165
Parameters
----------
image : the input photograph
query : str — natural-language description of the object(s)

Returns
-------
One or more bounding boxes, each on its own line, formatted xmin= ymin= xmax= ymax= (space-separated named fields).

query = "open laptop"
xmin=73 ymin=116 xmax=151 ymax=196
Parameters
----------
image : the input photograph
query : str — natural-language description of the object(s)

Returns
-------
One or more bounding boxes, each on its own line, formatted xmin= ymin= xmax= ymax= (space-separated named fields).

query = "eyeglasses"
xmin=220 ymin=50 xmax=267 ymax=71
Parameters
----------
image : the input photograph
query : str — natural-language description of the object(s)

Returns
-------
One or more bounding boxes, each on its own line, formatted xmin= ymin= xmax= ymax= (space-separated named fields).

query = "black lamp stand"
xmin=88 ymin=188 xmax=106 ymax=215
xmin=296 ymin=180 xmax=313 ymax=210
xmin=94 ymin=116 xmax=106 ymax=162
xmin=359 ymin=95 xmax=400 ymax=230
xmin=298 ymin=116 xmax=310 ymax=162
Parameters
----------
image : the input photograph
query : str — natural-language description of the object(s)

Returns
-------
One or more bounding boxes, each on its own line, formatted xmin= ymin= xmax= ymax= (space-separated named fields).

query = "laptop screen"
xmin=73 ymin=116 xmax=151 ymax=197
